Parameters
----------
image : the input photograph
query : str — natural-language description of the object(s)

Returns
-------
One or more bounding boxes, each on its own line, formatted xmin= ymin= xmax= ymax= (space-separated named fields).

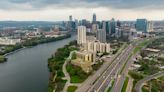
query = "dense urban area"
xmin=0 ymin=14 xmax=164 ymax=92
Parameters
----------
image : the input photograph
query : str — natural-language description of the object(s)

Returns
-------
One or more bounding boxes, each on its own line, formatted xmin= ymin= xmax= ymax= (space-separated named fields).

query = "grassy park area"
xmin=67 ymin=86 xmax=78 ymax=92
xmin=66 ymin=62 xmax=90 ymax=83
xmin=48 ymin=41 xmax=78 ymax=92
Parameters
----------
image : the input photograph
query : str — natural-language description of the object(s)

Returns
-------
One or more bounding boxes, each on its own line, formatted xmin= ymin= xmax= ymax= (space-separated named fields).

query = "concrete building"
xmin=148 ymin=21 xmax=154 ymax=32
xmin=75 ymin=51 xmax=96 ymax=63
xmin=102 ymin=21 xmax=106 ymax=32
xmin=0 ymin=37 xmax=21 ymax=45
xmin=77 ymin=26 xmax=87 ymax=45
xmin=115 ymin=26 xmax=138 ymax=41
xmin=92 ymin=24 xmax=99 ymax=33
xmin=86 ymin=36 xmax=96 ymax=42
xmin=71 ymin=51 xmax=96 ymax=73
xmin=96 ymin=29 xmax=106 ymax=43
xmin=84 ymin=41 xmax=110 ymax=53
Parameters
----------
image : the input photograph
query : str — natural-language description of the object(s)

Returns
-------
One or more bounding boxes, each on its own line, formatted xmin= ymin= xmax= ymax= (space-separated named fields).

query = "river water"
xmin=0 ymin=35 xmax=76 ymax=92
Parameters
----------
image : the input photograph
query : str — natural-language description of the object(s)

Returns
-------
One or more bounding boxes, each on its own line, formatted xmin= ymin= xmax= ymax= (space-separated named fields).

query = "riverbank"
xmin=0 ymin=34 xmax=71 ymax=61
xmin=47 ymin=41 xmax=78 ymax=92
xmin=0 ymin=35 xmax=76 ymax=92
xmin=4 ymin=47 xmax=27 ymax=56
xmin=0 ymin=55 xmax=7 ymax=63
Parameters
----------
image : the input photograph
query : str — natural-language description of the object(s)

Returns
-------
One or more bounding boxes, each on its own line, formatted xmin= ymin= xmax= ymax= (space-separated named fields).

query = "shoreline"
xmin=47 ymin=40 xmax=78 ymax=92
xmin=1 ymin=34 xmax=72 ymax=59
xmin=0 ymin=56 xmax=7 ymax=63
xmin=4 ymin=47 xmax=27 ymax=57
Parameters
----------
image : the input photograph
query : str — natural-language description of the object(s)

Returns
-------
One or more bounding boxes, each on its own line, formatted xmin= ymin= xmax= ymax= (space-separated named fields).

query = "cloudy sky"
xmin=0 ymin=0 xmax=164 ymax=21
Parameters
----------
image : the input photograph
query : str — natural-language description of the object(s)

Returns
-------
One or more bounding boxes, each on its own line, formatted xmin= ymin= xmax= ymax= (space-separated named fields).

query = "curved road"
xmin=134 ymin=71 xmax=164 ymax=92
xmin=63 ymin=51 xmax=81 ymax=92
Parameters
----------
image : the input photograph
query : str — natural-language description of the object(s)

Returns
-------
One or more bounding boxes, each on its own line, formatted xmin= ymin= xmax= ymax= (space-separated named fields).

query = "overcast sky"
xmin=0 ymin=0 xmax=164 ymax=21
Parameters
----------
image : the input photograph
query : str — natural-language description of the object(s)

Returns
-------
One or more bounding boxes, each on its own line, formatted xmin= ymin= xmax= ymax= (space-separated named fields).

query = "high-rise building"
xmin=117 ymin=20 xmax=121 ymax=27
xmin=69 ymin=15 xmax=73 ymax=21
xmin=67 ymin=15 xmax=76 ymax=31
xmin=92 ymin=24 xmax=99 ymax=33
xmin=96 ymin=29 xmax=106 ymax=43
xmin=77 ymin=26 xmax=87 ymax=45
xmin=81 ymin=19 xmax=87 ymax=26
xmin=107 ymin=21 xmax=112 ymax=35
xmin=147 ymin=21 xmax=154 ymax=32
xmin=75 ymin=19 xmax=78 ymax=30
xmin=102 ymin=21 xmax=106 ymax=31
xmin=102 ymin=21 xmax=111 ymax=35
xmin=92 ymin=13 xmax=96 ymax=23
xmin=111 ymin=18 xmax=116 ymax=34
xmin=136 ymin=19 xmax=148 ymax=33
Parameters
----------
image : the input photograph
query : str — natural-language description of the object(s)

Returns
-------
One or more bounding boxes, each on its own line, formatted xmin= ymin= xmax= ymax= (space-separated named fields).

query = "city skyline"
xmin=1 ymin=0 xmax=164 ymax=21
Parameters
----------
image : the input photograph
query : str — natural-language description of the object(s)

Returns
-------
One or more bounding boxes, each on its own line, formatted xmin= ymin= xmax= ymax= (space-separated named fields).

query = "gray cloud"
xmin=0 ymin=0 xmax=164 ymax=10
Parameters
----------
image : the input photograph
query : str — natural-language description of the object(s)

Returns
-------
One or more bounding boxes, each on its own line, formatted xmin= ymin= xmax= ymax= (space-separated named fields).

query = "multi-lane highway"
xmin=87 ymin=39 xmax=143 ymax=92
xmin=76 ymin=39 xmax=144 ymax=92
xmin=75 ymin=44 xmax=129 ymax=92
xmin=111 ymin=55 xmax=135 ymax=92
xmin=88 ymin=44 xmax=134 ymax=92
xmin=75 ymin=38 xmax=156 ymax=92
xmin=111 ymin=39 xmax=151 ymax=92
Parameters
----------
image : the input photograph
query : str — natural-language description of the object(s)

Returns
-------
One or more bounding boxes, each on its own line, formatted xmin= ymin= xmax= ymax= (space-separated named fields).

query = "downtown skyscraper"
xmin=96 ymin=29 xmax=106 ymax=43
xmin=92 ymin=13 xmax=97 ymax=24
xmin=111 ymin=18 xmax=116 ymax=34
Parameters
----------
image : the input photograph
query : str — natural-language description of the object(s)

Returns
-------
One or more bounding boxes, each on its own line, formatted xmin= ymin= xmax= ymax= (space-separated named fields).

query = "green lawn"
xmin=121 ymin=77 xmax=129 ymax=92
xmin=66 ymin=62 xmax=90 ymax=83
xmin=67 ymin=86 xmax=78 ymax=92
xmin=70 ymin=76 xmax=85 ymax=83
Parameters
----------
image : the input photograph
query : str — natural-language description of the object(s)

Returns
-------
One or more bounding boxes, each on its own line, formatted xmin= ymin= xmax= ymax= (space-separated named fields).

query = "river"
xmin=0 ymin=35 xmax=76 ymax=92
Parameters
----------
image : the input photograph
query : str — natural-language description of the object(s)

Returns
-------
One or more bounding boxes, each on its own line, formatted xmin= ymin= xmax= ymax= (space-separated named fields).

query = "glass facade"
xmin=136 ymin=19 xmax=148 ymax=33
